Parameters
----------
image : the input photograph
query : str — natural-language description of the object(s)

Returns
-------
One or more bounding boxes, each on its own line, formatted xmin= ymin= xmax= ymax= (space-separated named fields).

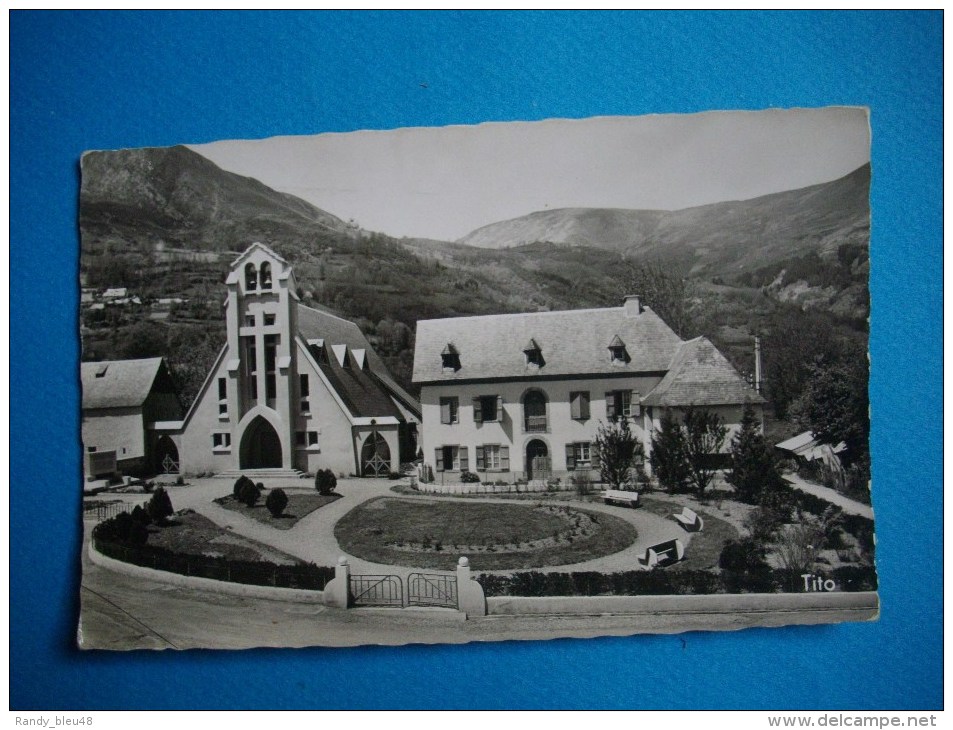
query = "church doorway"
xmin=240 ymin=417 xmax=282 ymax=469
xmin=154 ymin=435 xmax=179 ymax=474
xmin=361 ymin=431 xmax=391 ymax=477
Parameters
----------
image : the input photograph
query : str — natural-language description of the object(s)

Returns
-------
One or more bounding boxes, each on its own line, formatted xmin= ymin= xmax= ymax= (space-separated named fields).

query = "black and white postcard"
xmin=78 ymin=108 xmax=877 ymax=650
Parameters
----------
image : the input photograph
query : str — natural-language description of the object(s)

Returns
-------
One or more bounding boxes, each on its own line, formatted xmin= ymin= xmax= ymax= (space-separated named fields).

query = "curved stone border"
xmin=88 ymin=539 xmax=325 ymax=605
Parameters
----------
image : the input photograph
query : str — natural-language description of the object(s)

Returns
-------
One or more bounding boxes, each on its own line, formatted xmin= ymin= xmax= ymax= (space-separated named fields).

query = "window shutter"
xmin=435 ymin=448 xmax=444 ymax=472
xmin=631 ymin=390 xmax=641 ymax=417
xmin=581 ymin=391 xmax=590 ymax=420
xmin=473 ymin=397 xmax=482 ymax=423
xmin=496 ymin=395 xmax=503 ymax=421
xmin=565 ymin=443 xmax=576 ymax=470
xmin=570 ymin=392 xmax=581 ymax=419
xmin=605 ymin=392 xmax=616 ymax=420
xmin=441 ymin=400 xmax=451 ymax=424
xmin=459 ymin=446 xmax=469 ymax=471
xmin=591 ymin=442 xmax=601 ymax=470
xmin=500 ymin=445 xmax=510 ymax=471
xmin=476 ymin=446 xmax=485 ymax=470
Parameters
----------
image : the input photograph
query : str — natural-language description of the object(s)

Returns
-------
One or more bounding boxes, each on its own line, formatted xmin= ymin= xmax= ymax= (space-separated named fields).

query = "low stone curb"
xmin=88 ymin=540 xmax=325 ymax=605
xmin=488 ymin=591 xmax=880 ymax=616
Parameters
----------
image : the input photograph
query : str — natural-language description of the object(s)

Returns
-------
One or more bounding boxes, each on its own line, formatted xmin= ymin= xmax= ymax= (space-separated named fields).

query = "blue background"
xmin=10 ymin=11 xmax=942 ymax=710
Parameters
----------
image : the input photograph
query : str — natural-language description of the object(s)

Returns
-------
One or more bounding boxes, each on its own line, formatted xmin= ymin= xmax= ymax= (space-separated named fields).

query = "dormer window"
xmin=245 ymin=263 xmax=257 ymax=291
xmin=259 ymin=262 xmax=272 ymax=290
xmin=441 ymin=343 xmax=461 ymax=372
xmin=523 ymin=338 xmax=545 ymax=368
xmin=608 ymin=335 xmax=630 ymax=365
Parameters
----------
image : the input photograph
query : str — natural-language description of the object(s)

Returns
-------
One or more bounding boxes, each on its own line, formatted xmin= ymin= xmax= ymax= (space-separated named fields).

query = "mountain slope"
xmin=80 ymin=145 xmax=351 ymax=255
xmin=457 ymin=164 xmax=871 ymax=277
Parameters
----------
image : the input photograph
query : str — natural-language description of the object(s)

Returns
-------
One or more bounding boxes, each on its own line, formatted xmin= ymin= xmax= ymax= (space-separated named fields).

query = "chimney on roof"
xmin=623 ymin=294 xmax=642 ymax=317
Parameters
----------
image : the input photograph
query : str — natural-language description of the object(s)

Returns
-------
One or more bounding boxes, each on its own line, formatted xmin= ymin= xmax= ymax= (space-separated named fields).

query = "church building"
xmin=144 ymin=243 xmax=420 ymax=477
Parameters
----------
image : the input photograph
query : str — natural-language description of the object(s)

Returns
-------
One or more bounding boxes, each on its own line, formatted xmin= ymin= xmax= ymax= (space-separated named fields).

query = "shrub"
xmin=234 ymin=475 xmax=255 ymax=498
xmin=572 ymin=473 xmax=592 ymax=496
xmin=315 ymin=469 xmax=337 ymax=495
xmin=719 ymin=538 xmax=768 ymax=573
xmin=256 ymin=482 xmax=265 ymax=492
xmin=460 ymin=471 xmax=480 ymax=483
xmin=147 ymin=487 xmax=174 ymax=525
xmin=265 ymin=488 xmax=288 ymax=517
xmin=175 ymin=475 xmax=185 ymax=487
xmin=388 ymin=471 xmax=402 ymax=480
xmin=238 ymin=481 xmax=261 ymax=507
xmin=131 ymin=504 xmax=152 ymax=527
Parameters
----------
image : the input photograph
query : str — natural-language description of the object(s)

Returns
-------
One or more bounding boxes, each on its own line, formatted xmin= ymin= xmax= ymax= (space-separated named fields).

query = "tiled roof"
xmin=412 ymin=305 xmax=682 ymax=383
xmin=81 ymin=357 xmax=165 ymax=409
xmin=641 ymin=337 xmax=764 ymax=407
xmin=297 ymin=303 xmax=420 ymax=418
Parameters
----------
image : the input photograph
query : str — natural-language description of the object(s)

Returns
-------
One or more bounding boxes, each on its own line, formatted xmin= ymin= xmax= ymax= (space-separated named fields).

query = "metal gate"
xmin=531 ymin=456 xmax=552 ymax=480
xmin=407 ymin=572 xmax=458 ymax=609
xmin=349 ymin=574 xmax=403 ymax=607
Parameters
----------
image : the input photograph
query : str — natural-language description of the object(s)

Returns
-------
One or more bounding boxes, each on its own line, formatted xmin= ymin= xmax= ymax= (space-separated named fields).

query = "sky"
xmin=189 ymin=107 xmax=871 ymax=242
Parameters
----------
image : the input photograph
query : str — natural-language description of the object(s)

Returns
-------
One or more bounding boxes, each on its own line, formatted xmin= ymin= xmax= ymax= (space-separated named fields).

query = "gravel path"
xmin=88 ymin=477 xmax=694 ymax=577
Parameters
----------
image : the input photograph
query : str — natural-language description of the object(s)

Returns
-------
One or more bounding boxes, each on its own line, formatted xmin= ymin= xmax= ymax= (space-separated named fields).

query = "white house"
xmin=412 ymin=296 xmax=762 ymax=483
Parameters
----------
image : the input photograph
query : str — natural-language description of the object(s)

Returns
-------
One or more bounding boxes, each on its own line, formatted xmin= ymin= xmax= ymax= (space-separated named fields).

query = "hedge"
xmin=92 ymin=520 xmax=334 ymax=590
xmin=476 ymin=566 xmax=877 ymax=598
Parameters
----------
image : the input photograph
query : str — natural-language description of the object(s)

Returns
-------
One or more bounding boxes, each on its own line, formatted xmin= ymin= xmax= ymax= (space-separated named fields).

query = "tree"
xmin=595 ymin=417 xmax=644 ymax=490
xmin=727 ymin=403 xmax=786 ymax=504
xmin=650 ymin=411 xmax=692 ymax=493
xmin=238 ymin=481 xmax=261 ymax=507
xmin=147 ymin=486 xmax=174 ymax=525
xmin=681 ymin=406 xmax=728 ymax=497
xmin=794 ymin=353 xmax=869 ymax=467
xmin=621 ymin=260 xmax=697 ymax=338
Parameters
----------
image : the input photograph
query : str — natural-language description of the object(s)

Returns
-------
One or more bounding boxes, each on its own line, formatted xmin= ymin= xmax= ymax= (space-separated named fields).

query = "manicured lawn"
xmin=639 ymin=495 xmax=740 ymax=570
xmin=335 ymin=497 xmax=638 ymax=570
xmin=146 ymin=511 xmax=302 ymax=564
xmin=214 ymin=490 xmax=341 ymax=529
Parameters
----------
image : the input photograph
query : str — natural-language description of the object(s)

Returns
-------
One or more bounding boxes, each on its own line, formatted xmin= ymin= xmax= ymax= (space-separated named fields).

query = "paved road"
xmin=79 ymin=532 xmax=874 ymax=650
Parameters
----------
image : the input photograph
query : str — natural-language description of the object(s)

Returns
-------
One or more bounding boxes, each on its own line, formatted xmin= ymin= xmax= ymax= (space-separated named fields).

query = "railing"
xmin=408 ymin=573 xmax=458 ymax=609
xmin=83 ymin=500 xmax=147 ymax=523
xmin=524 ymin=415 xmax=548 ymax=433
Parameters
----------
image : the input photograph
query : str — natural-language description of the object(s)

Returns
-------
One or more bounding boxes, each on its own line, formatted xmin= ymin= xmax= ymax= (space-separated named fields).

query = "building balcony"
xmin=524 ymin=415 xmax=548 ymax=433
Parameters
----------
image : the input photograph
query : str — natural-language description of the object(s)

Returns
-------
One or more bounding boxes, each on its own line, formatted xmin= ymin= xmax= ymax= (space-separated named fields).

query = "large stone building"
xmin=89 ymin=243 xmax=421 ymax=478
xmin=412 ymin=296 xmax=762 ymax=482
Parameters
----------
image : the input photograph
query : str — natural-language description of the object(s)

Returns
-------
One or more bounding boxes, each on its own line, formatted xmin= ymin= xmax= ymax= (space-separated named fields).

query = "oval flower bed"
xmin=334 ymin=497 xmax=638 ymax=570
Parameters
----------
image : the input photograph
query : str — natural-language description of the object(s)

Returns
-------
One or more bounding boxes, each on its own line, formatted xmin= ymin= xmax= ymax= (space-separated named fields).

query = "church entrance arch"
xmin=240 ymin=416 xmax=282 ymax=469
xmin=361 ymin=431 xmax=391 ymax=477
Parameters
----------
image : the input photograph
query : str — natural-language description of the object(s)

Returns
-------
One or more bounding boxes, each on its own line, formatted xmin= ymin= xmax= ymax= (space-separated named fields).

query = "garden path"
xmin=92 ymin=477 xmax=694 ymax=577
xmin=782 ymin=473 xmax=874 ymax=519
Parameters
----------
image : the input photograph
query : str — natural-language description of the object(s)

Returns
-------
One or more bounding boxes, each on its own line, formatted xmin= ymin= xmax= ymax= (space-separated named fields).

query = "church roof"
xmin=297 ymin=303 xmax=420 ymax=418
xmin=641 ymin=337 xmax=764 ymax=407
xmin=81 ymin=357 xmax=167 ymax=409
xmin=412 ymin=304 xmax=682 ymax=384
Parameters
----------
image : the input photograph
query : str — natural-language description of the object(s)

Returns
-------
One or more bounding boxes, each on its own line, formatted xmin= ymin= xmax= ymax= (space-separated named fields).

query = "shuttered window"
xmin=500 ymin=445 xmax=510 ymax=470
xmin=440 ymin=397 xmax=459 ymax=424
xmin=570 ymin=391 xmax=590 ymax=420
xmin=476 ymin=446 xmax=486 ymax=470
xmin=459 ymin=446 xmax=469 ymax=471
xmin=474 ymin=395 xmax=502 ymax=423
xmin=435 ymin=447 xmax=444 ymax=471
xmin=565 ymin=443 xmax=576 ymax=470
xmin=605 ymin=391 xmax=616 ymax=420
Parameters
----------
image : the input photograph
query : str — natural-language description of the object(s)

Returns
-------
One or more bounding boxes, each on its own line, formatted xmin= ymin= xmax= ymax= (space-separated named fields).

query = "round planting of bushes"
xmin=315 ymin=469 xmax=337 ymax=495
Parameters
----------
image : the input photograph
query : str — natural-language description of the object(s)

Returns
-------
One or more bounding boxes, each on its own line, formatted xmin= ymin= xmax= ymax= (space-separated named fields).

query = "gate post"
xmin=456 ymin=557 xmax=487 ymax=618
xmin=323 ymin=556 xmax=351 ymax=609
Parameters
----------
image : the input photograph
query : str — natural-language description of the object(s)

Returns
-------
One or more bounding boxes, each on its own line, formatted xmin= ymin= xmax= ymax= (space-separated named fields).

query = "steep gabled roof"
xmin=81 ymin=357 xmax=166 ymax=409
xmin=412 ymin=305 xmax=682 ymax=383
xmin=641 ymin=337 xmax=764 ymax=407
xmin=297 ymin=302 xmax=420 ymax=418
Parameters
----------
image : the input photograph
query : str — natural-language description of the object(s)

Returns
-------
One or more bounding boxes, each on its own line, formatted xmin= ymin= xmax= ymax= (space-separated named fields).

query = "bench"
xmin=672 ymin=506 xmax=704 ymax=532
xmin=601 ymin=489 xmax=639 ymax=508
xmin=643 ymin=538 xmax=685 ymax=568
